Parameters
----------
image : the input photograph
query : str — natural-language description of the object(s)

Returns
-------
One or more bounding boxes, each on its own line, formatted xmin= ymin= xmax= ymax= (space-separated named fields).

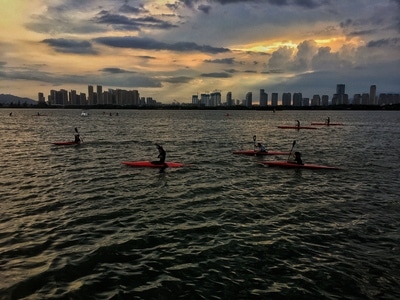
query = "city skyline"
xmin=1 ymin=0 xmax=399 ymax=103
xmin=39 ymin=82 xmax=398 ymax=107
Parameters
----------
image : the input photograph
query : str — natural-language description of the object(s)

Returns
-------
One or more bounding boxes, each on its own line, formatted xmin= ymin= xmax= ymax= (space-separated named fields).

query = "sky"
xmin=0 ymin=0 xmax=399 ymax=104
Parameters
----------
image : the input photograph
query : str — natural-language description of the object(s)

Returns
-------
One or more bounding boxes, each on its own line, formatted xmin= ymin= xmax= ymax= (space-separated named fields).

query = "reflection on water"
xmin=1 ymin=109 xmax=399 ymax=299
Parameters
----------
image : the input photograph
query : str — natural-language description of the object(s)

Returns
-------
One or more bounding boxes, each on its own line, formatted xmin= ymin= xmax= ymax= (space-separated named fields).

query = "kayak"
xmin=52 ymin=141 xmax=80 ymax=146
xmin=233 ymin=150 xmax=290 ymax=156
xmin=259 ymin=161 xmax=342 ymax=170
xmin=311 ymin=122 xmax=344 ymax=126
xmin=278 ymin=126 xmax=318 ymax=129
xmin=121 ymin=161 xmax=186 ymax=168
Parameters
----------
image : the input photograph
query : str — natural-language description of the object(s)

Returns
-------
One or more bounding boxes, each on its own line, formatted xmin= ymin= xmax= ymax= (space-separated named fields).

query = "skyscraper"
xmin=97 ymin=85 xmax=103 ymax=105
xmin=245 ymin=92 xmax=252 ymax=107
xmin=88 ymin=85 xmax=94 ymax=105
xmin=259 ymin=89 xmax=268 ymax=106
xmin=226 ymin=92 xmax=233 ymax=106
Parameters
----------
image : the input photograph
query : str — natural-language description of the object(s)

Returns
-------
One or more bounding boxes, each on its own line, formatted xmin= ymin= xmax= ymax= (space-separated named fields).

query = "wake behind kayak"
xmin=52 ymin=141 xmax=81 ymax=146
xmin=259 ymin=161 xmax=342 ymax=170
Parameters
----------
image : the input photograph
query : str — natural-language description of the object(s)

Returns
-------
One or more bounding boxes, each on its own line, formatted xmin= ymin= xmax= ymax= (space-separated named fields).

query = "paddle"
xmin=286 ymin=140 xmax=296 ymax=162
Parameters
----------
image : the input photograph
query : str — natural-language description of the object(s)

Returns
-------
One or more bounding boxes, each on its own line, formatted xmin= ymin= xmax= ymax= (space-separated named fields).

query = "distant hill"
xmin=0 ymin=94 xmax=37 ymax=105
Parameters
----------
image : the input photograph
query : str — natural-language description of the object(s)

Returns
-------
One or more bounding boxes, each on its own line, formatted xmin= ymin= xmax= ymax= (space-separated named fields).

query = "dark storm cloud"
xmin=94 ymin=36 xmax=230 ymax=53
xmin=347 ymin=29 xmax=377 ymax=37
xmin=163 ymin=76 xmax=193 ymax=83
xmin=119 ymin=3 xmax=149 ymax=14
xmin=367 ymin=38 xmax=400 ymax=47
xmin=204 ymin=58 xmax=235 ymax=64
xmin=100 ymin=68 xmax=135 ymax=74
xmin=179 ymin=0 xmax=325 ymax=9
xmin=198 ymin=4 xmax=212 ymax=13
xmin=200 ymin=72 xmax=232 ymax=78
xmin=41 ymin=38 xmax=97 ymax=54
xmin=94 ymin=11 xmax=178 ymax=30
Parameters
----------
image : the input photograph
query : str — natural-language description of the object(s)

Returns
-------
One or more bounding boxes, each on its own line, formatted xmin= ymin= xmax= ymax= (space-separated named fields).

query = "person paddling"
xmin=326 ymin=117 xmax=330 ymax=126
xmin=295 ymin=120 xmax=300 ymax=128
xmin=256 ymin=142 xmax=267 ymax=153
xmin=74 ymin=127 xmax=81 ymax=143
xmin=292 ymin=151 xmax=303 ymax=165
xmin=153 ymin=144 xmax=166 ymax=164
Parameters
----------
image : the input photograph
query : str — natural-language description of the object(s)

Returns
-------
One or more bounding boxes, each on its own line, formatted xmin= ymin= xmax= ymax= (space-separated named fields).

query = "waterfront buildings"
xmin=40 ymin=83 xmax=399 ymax=108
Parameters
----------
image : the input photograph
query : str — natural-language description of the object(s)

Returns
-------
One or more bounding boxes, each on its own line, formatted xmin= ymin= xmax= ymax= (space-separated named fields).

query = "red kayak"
xmin=259 ymin=161 xmax=342 ymax=170
xmin=277 ymin=125 xmax=318 ymax=130
xmin=233 ymin=150 xmax=290 ymax=156
xmin=121 ymin=161 xmax=186 ymax=168
xmin=311 ymin=122 xmax=344 ymax=126
xmin=52 ymin=141 xmax=80 ymax=146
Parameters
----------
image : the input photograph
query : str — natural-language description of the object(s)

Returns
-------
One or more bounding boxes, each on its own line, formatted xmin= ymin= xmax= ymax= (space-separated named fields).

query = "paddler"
xmin=256 ymin=142 xmax=267 ymax=153
xmin=295 ymin=120 xmax=300 ymax=128
xmin=155 ymin=144 xmax=166 ymax=163
xmin=292 ymin=151 xmax=303 ymax=165
xmin=74 ymin=127 xmax=81 ymax=143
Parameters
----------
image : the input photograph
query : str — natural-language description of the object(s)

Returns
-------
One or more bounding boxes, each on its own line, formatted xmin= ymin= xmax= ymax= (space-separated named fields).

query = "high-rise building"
xmin=88 ymin=85 xmax=94 ymax=105
xmin=70 ymin=90 xmax=77 ymax=105
xmin=321 ymin=95 xmax=329 ymax=106
xmin=245 ymin=92 xmax=252 ymax=107
xmin=210 ymin=91 xmax=221 ymax=106
xmin=259 ymin=89 xmax=268 ymax=106
xmin=226 ymin=92 xmax=233 ymax=106
xmin=332 ymin=84 xmax=348 ymax=105
xmin=97 ymin=85 xmax=103 ymax=105
xmin=282 ymin=93 xmax=292 ymax=106
xmin=293 ymin=93 xmax=302 ymax=106
xmin=38 ymin=92 xmax=45 ymax=104
xmin=192 ymin=95 xmax=199 ymax=105
xmin=311 ymin=95 xmax=321 ymax=106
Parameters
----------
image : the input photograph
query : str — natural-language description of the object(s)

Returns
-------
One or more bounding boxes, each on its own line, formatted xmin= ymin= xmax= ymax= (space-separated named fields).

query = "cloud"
xmin=180 ymin=0 xmax=326 ymax=9
xmin=41 ymin=38 xmax=97 ymax=54
xmin=204 ymin=58 xmax=235 ymax=64
xmin=94 ymin=36 xmax=230 ymax=53
xmin=163 ymin=76 xmax=193 ymax=84
xmin=198 ymin=4 xmax=212 ymax=13
xmin=94 ymin=11 xmax=178 ymax=30
xmin=119 ymin=3 xmax=149 ymax=14
xmin=100 ymin=68 xmax=135 ymax=74
xmin=267 ymin=46 xmax=294 ymax=70
xmin=200 ymin=72 xmax=232 ymax=78
xmin=367 ymin=38 xmax=400 ymax=47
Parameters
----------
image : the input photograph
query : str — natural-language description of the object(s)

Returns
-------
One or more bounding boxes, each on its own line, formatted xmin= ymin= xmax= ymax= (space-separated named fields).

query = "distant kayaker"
xmin=74 ymin=127 xmax=81 ymax=143
xmin=295 ymin=120 xmax=300 ymax=128
xmin=326 ymin=117 xmax=330 ymax=125
xmin=256 ymin=143 xmax=267 ymax=153
xmin=292 ymin=151 xmax=303 ymax=165
xmin=154 ymin=144 xmax=166 ymax=164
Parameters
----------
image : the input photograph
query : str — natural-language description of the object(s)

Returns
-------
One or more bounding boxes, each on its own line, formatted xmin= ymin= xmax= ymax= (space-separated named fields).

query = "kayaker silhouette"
xmin=153 ymin=144 xmax=166 ymax=164
xmin=296 ymin=120 xmax=300 ymax=128
xmin=256 ymin=143 xmax=266 ymax=152
xmin=293 ymin=151 xmax=303 ymax=165
xmin=74 ymin=128 xmax=81 ymax=143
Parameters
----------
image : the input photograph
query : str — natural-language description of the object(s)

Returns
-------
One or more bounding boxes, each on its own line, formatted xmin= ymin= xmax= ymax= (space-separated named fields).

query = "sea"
xmin=1 ymin=108 xmax=399 ymax=300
